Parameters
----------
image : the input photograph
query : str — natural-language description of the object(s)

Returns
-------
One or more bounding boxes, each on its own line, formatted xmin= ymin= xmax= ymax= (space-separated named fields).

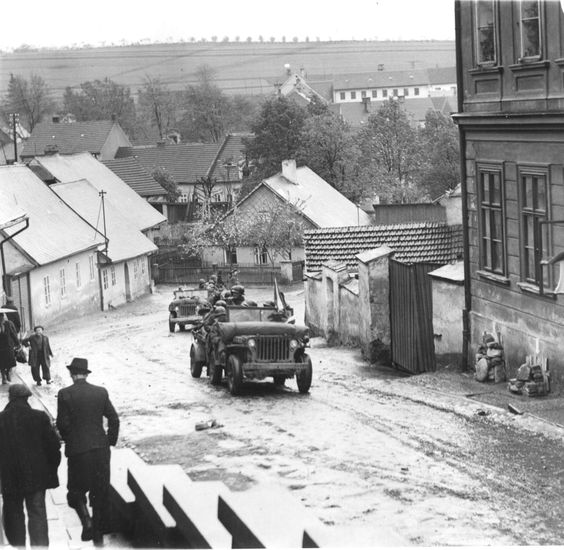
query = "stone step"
xmin=163 ymin=479 xmax=232 ymax=548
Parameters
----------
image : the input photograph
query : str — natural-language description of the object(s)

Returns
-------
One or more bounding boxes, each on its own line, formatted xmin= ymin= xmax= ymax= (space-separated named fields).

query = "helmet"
xmin=245 ymin=300 xmax=257 ymax=307
xmin=213 ymin=306 xmax=226 ymax=315
xmin=199 ymin=278 xmax=206 ymax=284
xmin=215 ymin=300 xmax=227 ymax=307
xmin=263 ymin=300 xmax=276 ymax=307
xmin=232 ymin=284 xmax=245 ymax=295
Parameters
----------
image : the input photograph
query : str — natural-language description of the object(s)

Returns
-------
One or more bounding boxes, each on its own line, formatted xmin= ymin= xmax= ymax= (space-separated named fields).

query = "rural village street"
xmin=8 ymin=284 xmax=564 ymax=547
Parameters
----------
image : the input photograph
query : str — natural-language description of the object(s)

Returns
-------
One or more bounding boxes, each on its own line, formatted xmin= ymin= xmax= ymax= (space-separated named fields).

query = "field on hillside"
xmin=0 ymin=40 xmax=455 ymax=99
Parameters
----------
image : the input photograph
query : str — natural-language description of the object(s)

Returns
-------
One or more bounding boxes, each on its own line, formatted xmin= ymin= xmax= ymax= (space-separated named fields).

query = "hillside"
xmin=0 ymin=40 xmax=455 ymax=99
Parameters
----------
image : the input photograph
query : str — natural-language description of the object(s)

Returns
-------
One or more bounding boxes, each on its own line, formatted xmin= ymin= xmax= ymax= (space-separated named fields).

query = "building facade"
xmin=455 ymin=0 xmax=564 ymax=384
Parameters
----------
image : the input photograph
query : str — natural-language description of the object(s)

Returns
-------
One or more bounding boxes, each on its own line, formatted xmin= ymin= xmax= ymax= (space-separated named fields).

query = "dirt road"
xmin=13 ymin=284 xmax=564 ymax=546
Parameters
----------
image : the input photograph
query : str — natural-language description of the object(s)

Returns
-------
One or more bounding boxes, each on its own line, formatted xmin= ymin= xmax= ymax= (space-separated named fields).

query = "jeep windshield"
xmin=173 ymin=288 xmax=208 ymax=300
xmin=227 ymin=307 xmax=277 ymax=323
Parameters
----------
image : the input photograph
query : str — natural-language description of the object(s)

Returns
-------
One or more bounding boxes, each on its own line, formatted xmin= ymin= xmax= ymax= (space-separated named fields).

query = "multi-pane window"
xmin=520 ymin=170 xmax=549 ymax=285
xmin=141 ymin=258 xmax=146 ymax=275
xmin=89 ymin=255 xmax=95 ymax=280
xmin=475 ymin=0 xmax=496 ymax=64
xmin=414 ymin=87 xmax=420 ymax=96
xmin=520 ymin=0 xmax=541 ymax=58
xmin=59 ymin=268 xmax=66 ymax=297
xmin=382 ymin=89 xmax=388 ymax=98
xmin=393 ymin=88 xmax=398 ymax=97
xmin=225 ymin=247 xmax=238 ymax=265
xmin=102 ymin=269 xmax=109 ymax=290
xmin=75 ymin=262 xmax=81 ymax=288
xmin=478 ymin=167 xmax=506 ymax=275
xmin=339 ymin=92 xmax=345 ymax=100
xmin=403 ymin=88 xmax=409 ymax=96
xmin=133 ymin=260 xmax=139 ymax=279
xmin=371 ymin=90 xmax=377 ymax=98
xmin=361 ymin=90 xmax=367 ymax=98
xmin=43 ymin=276 xmax=51 ymax=306
xmin=350 ymin=91 xmax=356 ymax=100
xmin=111 ymin=265 xmax=116 ymax=286
xmin=254 ymin=245 xmax=268 ymax=265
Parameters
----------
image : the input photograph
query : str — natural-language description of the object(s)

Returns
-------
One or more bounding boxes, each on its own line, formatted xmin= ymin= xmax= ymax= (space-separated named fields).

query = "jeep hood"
xmin=218 ymin=322 xmax=308 ymax=341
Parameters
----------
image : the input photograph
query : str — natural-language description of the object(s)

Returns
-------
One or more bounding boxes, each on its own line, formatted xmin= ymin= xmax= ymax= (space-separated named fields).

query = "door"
xmin=10 ymin=274 xmax=31 ymax=335
xmin=124 ymin=263 xmax=132 ymax=302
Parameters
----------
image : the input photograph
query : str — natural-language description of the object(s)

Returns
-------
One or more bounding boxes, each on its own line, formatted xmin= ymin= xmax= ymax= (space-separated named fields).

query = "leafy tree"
xmin=180 ymin=65 xmax=229 ymax=142
xmin=297 ymin=112 xmax=362 ymax=199
xmin=137 ymin=76 xmax=180 ymax=140
xmin=151 ymin=167 xmax=181 ymax=203
xmin=306 ymin=95 xmax=330 ymax=117
xmin=356 ymin=99 xmax=425 ymax=203
xmin=3 ymin=73 xmax=55 ymax=131
xmin=419 ymin=111 xmax=460 ymax=199
xmin=244 ymin=96 xmax=308 ymax=179
xmin=63 ymin=78 xmax=137 ymax=137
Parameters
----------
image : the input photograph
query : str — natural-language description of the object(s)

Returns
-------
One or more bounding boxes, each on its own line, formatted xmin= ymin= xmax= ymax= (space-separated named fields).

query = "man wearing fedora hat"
xmin=56 ymin=358 xmax=119 ymax=546
xmin=0 ymin=384 xmax=61 ymax=547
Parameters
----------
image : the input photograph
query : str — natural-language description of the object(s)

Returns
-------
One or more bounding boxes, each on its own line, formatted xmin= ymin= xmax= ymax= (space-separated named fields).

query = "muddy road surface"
xmin=13 ymin=285 xmax=564 ymax=546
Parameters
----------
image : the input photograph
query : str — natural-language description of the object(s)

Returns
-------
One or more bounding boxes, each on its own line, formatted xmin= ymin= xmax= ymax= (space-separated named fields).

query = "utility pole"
xmin=9 ymin=113 xmax=19 ymax=164
xmin=99 ymin=190 xmax=108 ymax=254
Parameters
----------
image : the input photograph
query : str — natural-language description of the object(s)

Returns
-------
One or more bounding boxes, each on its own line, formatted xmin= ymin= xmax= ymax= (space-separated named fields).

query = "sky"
xmin=0 ymin=0 xmax=455 ymax=50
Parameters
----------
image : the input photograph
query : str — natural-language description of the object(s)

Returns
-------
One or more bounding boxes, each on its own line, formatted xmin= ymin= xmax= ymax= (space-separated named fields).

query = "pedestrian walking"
xmin=22 ymin=326 xmax=53 ymax=386
xmin=0 ymin=383 xmax=61 ymax=547
xmin=56 ymin=358 xmax=119 ymax=546
xmin=0 ymin=312 xmax=18 ymax=384
xmin=1 ymin=298 xmax=21 ymax=334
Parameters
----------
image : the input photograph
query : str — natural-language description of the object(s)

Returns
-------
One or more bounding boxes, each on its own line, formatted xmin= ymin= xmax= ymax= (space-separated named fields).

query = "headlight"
xmin=175 ymin=306 xmax=179 ymax=312
xmin=248 ymin=338 xmax=256 ymax=348
xmin=289 ymin=339 xmax=298 ymax=350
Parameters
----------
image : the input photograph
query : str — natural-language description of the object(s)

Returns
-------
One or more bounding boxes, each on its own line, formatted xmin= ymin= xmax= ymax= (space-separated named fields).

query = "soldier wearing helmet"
xmin=229 ymin=285 xmax=245 ymax=305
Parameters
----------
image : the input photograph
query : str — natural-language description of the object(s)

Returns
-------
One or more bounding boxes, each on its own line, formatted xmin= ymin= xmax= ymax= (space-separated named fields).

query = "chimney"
xmin=52 ymin=115 xmax=60 ymax=123
xmin=281 ymin=159 xmax=298 ymax=184
xmin=362 ymin=96 xmax=371 ymax=113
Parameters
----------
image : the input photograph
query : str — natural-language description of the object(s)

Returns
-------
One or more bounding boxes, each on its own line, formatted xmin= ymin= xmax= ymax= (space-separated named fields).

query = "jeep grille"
xmin=256 ymin=336 xmax=291 ymax=361
xmin=179 ymin=304 xmax=197 ymax=317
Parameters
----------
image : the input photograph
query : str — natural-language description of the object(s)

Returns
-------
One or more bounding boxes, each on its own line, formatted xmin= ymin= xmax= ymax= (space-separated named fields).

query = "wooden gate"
xmin=389 ymin=260 xmax=438 ymax=374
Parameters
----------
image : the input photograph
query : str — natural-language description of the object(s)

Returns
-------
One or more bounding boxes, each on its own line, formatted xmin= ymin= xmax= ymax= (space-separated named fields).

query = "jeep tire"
xmin=227 ymin=355 xmax=243 ymax=395
xmin=190 ymin=344 xmax=203 ymax=378
xmin=296 ymin=354 xmax=313 ymax=394
xmin=273 ymin=375 xmax=286 ymax=386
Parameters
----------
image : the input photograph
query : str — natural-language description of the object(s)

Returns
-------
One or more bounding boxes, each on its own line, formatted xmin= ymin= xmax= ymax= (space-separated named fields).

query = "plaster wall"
xmin=432 ymin=279 xmax=464 ymax=367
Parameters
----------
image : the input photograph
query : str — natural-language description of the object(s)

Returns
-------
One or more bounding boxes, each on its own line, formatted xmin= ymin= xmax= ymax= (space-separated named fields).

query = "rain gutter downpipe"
xmin=454 ymin=0 xmax=472 ymax=371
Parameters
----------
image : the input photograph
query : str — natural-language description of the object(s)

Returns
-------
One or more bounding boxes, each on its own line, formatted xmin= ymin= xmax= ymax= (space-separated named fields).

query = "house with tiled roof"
xmin=51 ymin=179 xmax=158 ymax=309
xmin=332 ymin=67 xmax=456 ymax=104
xmin=0 ymin=165 xmax=106 ymax=328
xmin=21 ymin=118 xmax=132 ymax=161
xmin=30 ymin=152 xmax=166 ymax=241
xmin=205 ymin=160 xmax=372 ymax=269
xmin=278 ymin=73 xmax=330 ymax=106
xmin=101 ymin=157 xmax=168 ymax=219
xmin=303 ymin=220 xmax=463 ymax=372
xmin=116 ymin=134 xmax=250 ymax=222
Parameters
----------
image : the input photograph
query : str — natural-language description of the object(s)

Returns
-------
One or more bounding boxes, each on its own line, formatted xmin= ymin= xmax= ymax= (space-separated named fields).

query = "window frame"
xmin=111 ymin=265 xmax=116 ymax=286
xmin=476 ymin=163 xmax=507 ymax=277
xmin=89 ymin=255 xmax=96 ymax=281
xmin=102 ymin=269 xmax=109 ymax=290
xmin=382 ymin=89 xmax=388 ymax=98
xmin=254 ymin=245 xmax=268 ymax=265
xmin=517 ymin=164 xmax=552 ymax=288
xmin=350 ymin=91 xmax=356 ymax=100
xmin=414 ymin=87 xmax=420 ymax=96
xmin=474 ymin=0 xmax=498 ymax=66
xmin=339 ymin=91 xmax=345 ymax=100
xmin=43 ymin=276 xmax=51 ymax=307
xmin=59 ymin=268 xmax=66 ymax=298
xmin=519 ymin=0 xmax=542 ymax=60
xmin=371 ymin=90 xmax=377 ymax=98
xmin=75 ymin=262 xmax=81 ymax=288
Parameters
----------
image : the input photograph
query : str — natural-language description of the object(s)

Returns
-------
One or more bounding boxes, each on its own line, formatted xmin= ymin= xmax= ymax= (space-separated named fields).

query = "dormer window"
xmin=520 ymin=0 xmax=541 ymax=59
xmin=475 ymin=0 xmax=497 ymax=64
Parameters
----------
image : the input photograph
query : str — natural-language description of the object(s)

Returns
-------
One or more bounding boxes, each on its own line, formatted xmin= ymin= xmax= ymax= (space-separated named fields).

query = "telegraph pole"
xmin=9 ymin=113 xmax=19 ymax=164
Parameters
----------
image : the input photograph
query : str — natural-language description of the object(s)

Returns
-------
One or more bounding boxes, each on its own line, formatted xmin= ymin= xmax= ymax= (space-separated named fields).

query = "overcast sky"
xmin=0 ymin=0 xmax=455 ymax=50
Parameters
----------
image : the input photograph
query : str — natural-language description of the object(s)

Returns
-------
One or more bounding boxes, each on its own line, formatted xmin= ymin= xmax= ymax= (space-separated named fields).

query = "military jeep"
xmin=168 ymin=287 xmax=209 ymax=333
xmin=190 ymin=305 xmax=312 ymax=395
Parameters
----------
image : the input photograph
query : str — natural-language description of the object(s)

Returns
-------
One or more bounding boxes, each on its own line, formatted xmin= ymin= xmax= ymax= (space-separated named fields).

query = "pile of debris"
xmin=474 ymin=332 xmax=506 ymax=383
xmin=508 ymin=356 xmax=550 ymax=397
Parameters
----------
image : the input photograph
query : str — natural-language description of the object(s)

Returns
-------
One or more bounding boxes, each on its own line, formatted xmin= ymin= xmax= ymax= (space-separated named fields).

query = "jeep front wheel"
xmin=296 ymin=354 xmax=313 ymax=394
xmin=208 ymin=354 xmax=222 ymax=385
xmin=190 ymin=344 xmax=203 ymax=378
xmin=227 ymin=355 xmax=243 ymax=396
xmin=273 ymin=376 xmax=286 ymax=386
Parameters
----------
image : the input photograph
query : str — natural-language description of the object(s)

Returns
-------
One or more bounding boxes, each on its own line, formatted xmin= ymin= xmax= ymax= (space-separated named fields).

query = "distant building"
xmin=21 ymin=118 xmax=132 ymax=161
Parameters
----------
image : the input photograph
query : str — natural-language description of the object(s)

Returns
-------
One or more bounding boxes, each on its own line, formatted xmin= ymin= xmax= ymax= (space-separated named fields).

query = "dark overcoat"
xmin=22 ymin=334 xmax=53 ymax=368
xmin=0 ymin=399 xmax=61 ymax=496
xmin=56 ymin=379 xmax=119 ymax=457
xmin=1 ymin=305 xmax=21 ymax=334
xmin=0 ymin=320 xmax=18 ymax=371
